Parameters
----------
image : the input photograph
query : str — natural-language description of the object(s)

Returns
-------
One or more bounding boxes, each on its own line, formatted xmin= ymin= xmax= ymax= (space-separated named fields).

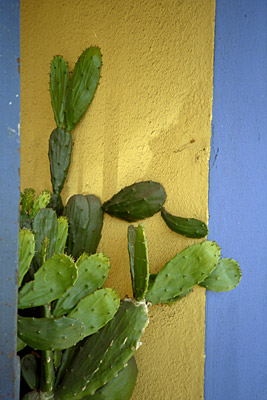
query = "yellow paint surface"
xmin=21 ymin=1 xmax=215 ymax=398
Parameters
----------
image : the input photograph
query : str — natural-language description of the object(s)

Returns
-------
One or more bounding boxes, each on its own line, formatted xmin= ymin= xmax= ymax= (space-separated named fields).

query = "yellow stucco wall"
xmin=21 ymin=1 xmax=215 ymax=398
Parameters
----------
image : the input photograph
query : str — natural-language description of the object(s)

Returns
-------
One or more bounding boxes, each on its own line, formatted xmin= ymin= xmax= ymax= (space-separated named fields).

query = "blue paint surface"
xmin=0 ymin=1 xmax=20 ymax=398
xmin=205 ymin=0 xmax=267 ymax=399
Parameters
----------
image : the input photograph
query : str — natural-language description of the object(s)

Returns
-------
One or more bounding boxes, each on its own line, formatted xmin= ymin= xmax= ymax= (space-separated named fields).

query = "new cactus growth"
xmin=102 ymin=181 xmax=167 ymax=222
xmin=161 ymin=207 xmax=208 ymax=238
xmin=63 ymin=194 xmax=103 ymax=259
xmin=128 ymin=224 xmax=149 ymax=301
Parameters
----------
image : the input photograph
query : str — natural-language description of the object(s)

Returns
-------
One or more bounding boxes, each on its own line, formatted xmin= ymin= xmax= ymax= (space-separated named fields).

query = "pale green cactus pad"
xmin=199 ymin=257 xmax=241 ymax=291
xmin=18 ymin=254 xmax=77 ymax=309
xmin=19 ymin=229 xmax=35 ymax=287
xmin=146 ymin=241 xmax=221 ymax=304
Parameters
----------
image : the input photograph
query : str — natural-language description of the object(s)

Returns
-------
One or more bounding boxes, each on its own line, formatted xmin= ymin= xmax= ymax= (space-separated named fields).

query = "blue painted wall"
xmin=0 ymin=1 xmax=20 ymax=398
xmin=205 ymin=0 xmax=267 ymax=399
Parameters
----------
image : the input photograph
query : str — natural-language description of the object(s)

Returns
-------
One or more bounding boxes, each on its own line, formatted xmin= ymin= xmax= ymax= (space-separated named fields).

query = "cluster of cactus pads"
xmin=18 ymin=47 xmax=242 ymax=399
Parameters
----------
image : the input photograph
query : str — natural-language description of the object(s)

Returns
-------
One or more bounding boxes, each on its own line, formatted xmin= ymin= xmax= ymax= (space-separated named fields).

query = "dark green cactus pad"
xmin=30 ymin=191 xmax=51 ymax=219
xmin=84 ymin=356 xmax=138 ymax=400
xmin=50 ymin=55 xmax=69 ymax=128
xmin=128 ymin=224 xmax=149 ymax=301
xmin=48 ymin=128 xmax=72 ymax=195
xmin=161 ymin=207 xmax=208 ymax=238
xmin=17 ymin=316 xmax=85 ymax=351
xmin=146 ymin=241 xmax=221 ymax=304
xmin=33 ymin=208 xmax=58 ymax=267
xmin=55 ymin=299 xmax=148 ymax=399
xmin=67 ymin=288 xmax=120 ymax=337
xmin=18 ymin=254 xmax=77 ymax=309
xmin=199 ymin=258 xmax=241 ymax=292
xmin=54 ymin=216 xmax=68 ymax=254
xmin=63 ymin=194 xmax=103 ymax=259
xmin=53 ymin=253 xmax=110 ymax=317
xmin=102 ymin=181 xmax=167 ymax=222
xmin=64 ymin=47 xmax=102 ymax=131
xmin=21 ymin=354 xmax=38 ymax=390
xmin=48 ymin=192 xmax=64 ymax=216
xmin=19 ymin=229 xmax=35 ymax=288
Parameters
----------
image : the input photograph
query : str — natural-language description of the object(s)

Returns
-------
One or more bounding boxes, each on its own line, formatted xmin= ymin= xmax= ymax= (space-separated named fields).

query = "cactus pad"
xmin=85 ymin=356 xmax=138 ymax=400
xmin=30 ymin=191 xmax=51 ymax=219
xmin=63 ymin=194 xmax=103 ymax=259
xmin=17 ymin=316 xmax=85 ymax=351
xmin=67 ymin=288 xmax=120 ymax=337
xmin=48 ymin=128 xmax=72 ymax=195
xmin=19 ymin=229 xmax=35 ymax=287
xmin=18 ymin=254 xmax=77 ymax=309
xmin=33 ymin=208 xmax=58 ymax=267
xmin=199 ymin=258 xmax=241 ymax=292
xmin=55 ymin=299 xmax=148 ymax=399
xmin=53 ymin=253 xmax=110 ymax=317
xmin=21 ymin=354 xmax=38 ymax=390
xmin=146 ymin=241 xmax=221 ymax=304
xmin=50 ymin=55 xmax=69 ymax=128
xmin=102 ymin=181 xmax=167 ymax=222
xmin=54 ymin=216 xmax=68 ymax=254
xmin=64 ymin=47 xmax=102 ymax=131
xmin=128 ymin=224 xmax=149 ymax=301
xmin=161 ymin=207 xmax=208 ymax=238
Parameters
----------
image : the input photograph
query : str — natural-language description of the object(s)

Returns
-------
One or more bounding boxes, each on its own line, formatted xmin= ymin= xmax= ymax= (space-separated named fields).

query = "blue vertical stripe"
xmin=0 ymin=1 xmax=20 ymax=398
xmin=205 ymin=0 xmax=267 ymax=399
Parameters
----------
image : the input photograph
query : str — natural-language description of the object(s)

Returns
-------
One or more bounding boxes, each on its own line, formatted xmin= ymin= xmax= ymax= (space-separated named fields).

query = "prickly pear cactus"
xmin=199 ymin=258 xmax=242 ymax=292
xmin=102 ymin=181 xmax=167 ymax=222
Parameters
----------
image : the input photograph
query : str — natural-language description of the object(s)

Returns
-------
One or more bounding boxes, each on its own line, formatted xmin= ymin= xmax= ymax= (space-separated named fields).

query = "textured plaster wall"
xmin=21 ymin=1 xmax=215 ymax=398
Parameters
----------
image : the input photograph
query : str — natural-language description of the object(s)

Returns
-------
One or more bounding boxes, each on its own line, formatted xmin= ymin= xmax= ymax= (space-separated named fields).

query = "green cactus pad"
xmin=102 ymin=181 xmax=167 ymax=222
xmin=48 ymin=128 xmax=72 ymax=195
xmin=53 ymin=253 xmax=110 ymax=317
xmin=33 ymin=208 xmax=58 ymax=267
xmin=19 ymin=229 xmax=35 ymax=288
xmin=54 ymin=216 xmax=68 ymax=254
xmin=64 ymin=47 xmax=102 ymax=131
xmin=146 ymin=241 xmax=221 ymax=304
xmin=30 ymin=191 xmax=51 ymax=219
xmin=199 ymin=258 xmax=241 ymax=292
xmin=67 ymin=288 xmax=120 ymax=337
xmin=21 ymin=354 xmax=38 ymax=390
xmin=18 ymin=254 xmax=77 ymax=309
xmin=163 ymin=288 xmax=193 ymax=305
xmin=55 ymin=299 xmax=148 ymax=399
xmin=63 ymin=194 xmax=103 ymax=259
xmin=161 ymin=207 xmax=208 ymax=238
xmin=50 ymin=55 xmax=69 ymax=128
xmin=17 ymin=316 xmax=85 ymax=351
xmin=84 ymin=356 xmax=138 ymax=400
xmin=128 ymin=224 xmax=149 ymax=301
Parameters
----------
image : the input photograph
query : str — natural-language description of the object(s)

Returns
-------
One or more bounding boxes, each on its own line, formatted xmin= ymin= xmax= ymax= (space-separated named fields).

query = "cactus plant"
xmin=102 ymin=181 xmax=167 ymax=222
xmin=17 ymin=46 xmax=242 ymax=400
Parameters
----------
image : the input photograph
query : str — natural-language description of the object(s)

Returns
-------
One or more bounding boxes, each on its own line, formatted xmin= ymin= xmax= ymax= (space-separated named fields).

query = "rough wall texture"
xmin=21 ymin=1 xmax=215 ymax=398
